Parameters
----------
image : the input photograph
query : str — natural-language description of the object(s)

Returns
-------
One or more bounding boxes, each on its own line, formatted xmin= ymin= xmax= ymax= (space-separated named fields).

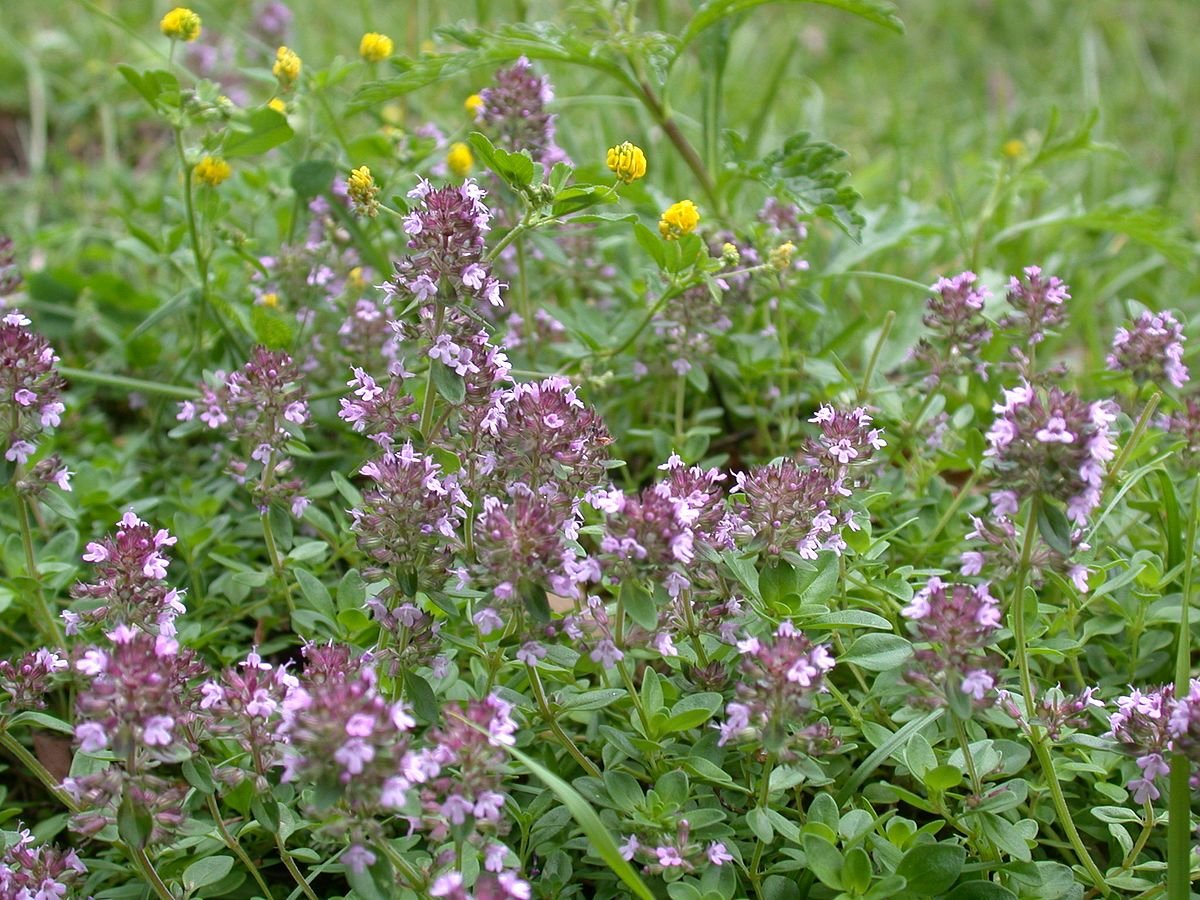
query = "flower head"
xmin=194 ymin=156 xmax=231 ymax=187
xmin=0 ymin=309 xmax=66 ymax=466
xmin=659 ymin=200 xmax=700 ymax=240
xmin=1107 ymin=310 xmax=1189 ymax=389
xmin=273 ymin=46 xmax=302 ymax=87
xmin=447 ymin=142 xmax=474 ymax=178
xmin=474 ymin=57 xmax=568 ymax=167
xmin=465 ymin=93 xmax=484 ymax=117
xmin=606 ymin=141 xmax=647 ymax=184
xmin=717 ymin=622 xmax=836 ymax=757
xmin=160 ymin=7 xmax=201 ymax=41
xmin=913 ymin=271 xmax=993 ymax=384
xmin=347 ymin=166 xmax=380 ymax=218
xmin=359 ymin=32 xmax=394 ymax=62
xmin=984 ymin=382 xmax=1117 ymax=524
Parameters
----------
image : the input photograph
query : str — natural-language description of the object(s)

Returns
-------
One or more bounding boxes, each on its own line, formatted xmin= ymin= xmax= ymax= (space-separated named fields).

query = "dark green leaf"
xmin=290 ymin=160 xmax=336 ymax=199
xmin=183 ymin=856 xmax=235 ymax=892
xmin=431 ymin=361 xmax=467 ymax=405
xmin=896 ymin=843 xmax=966 ymax=895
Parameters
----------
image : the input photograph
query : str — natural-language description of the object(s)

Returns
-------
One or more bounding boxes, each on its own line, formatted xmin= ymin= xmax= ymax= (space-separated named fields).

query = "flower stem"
xmin=14 ymin=489 xmax=63 ymax=647
xmin=275 ymin=832 xmax=320 ymax=900
xmin=130 ymin=845 xmax=175 ymax=900
xmin=205 ymin=794 xmax=275 ymax=900
xmin=420 ymin=305 xmax=447 ymax=442
xmin=747 ymin=753 xmax=776 ymax=895
xmin=525 ymin=663 xmax=601 ymax=778
xmin=857 ymin=309 xmax=895 ymax=402
xmin=1011 ymin=498 xmax=1109 ymax=893
xmin=1168 ymin=474 xmax=1200 ymax=900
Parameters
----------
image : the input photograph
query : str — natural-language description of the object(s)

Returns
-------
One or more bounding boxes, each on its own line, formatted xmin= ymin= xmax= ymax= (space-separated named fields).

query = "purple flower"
xmin=913 ymin=271 xmax=993 ymax=383
xmin=732 ymin=458 xmax=842 ymax=560
xmin=0 ymin=827 xmax=87 ymax=900
xmin=1108 ymin=309 xmax=1189 ymax=389
xmin=984 ymin=382 xmax=1117 ymax=525
xmin=1002 ymin=265 xmax=1070 ymax=346
xmin=706 ymin=841 xmax=733 ymax=865
xmin=70 ymin=512 xmax=186 ymax=636
xmin=717 ymin=622 xmax=836 ymax=757
xmin=475 ymin=57 xmax=569 ymax=168
xmin=0 ymin=310 xmax=65 ymax=467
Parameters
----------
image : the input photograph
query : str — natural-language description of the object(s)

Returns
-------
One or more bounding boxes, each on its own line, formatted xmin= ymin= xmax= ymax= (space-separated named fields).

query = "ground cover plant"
xmin=1 ymin=0 xmax=1200 ymax=897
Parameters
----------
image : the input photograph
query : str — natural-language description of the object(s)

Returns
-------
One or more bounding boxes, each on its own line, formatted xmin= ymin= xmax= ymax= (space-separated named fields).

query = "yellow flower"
xmin=1002 ymin=138 xmax=1026 ymax=159
xmin=606 ymin=141 xmax=647 ymax=184
xmin=273 ymin=46 xmax=302 ymax=88
xmin=769 ymin=241 xmax=796 ymax=271
xmin=194 ymin=156 xmax=231 ymax=187
xmin=447 ymin=142 xmax=474 ymax=178
xmin=347 ymin=166 xmax=380 ymax=218
xmin=465 ymin=93 xmax=485 ymax=117
xmin=348 ymin=267 xmax=366 ymax=290
xmin=259 ymin=292 xmax=280 ymax=308
xmin=160 ymin=7 xmax=201 ymax=42
xmin=359 ymin=32 xmax=394 ymax=63
xmin=658 ymin=200 xmax=700 ymax=240
xmin=267 ymin=98 xmax=287 ymax=115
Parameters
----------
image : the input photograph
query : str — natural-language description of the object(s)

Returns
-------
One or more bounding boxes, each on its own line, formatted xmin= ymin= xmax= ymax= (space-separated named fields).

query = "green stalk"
xmin=526 ymin=663 xmax=601 ymax=778
xmin=205 ymin=794 xmax=275 ymax=900
xmin=275 ymin=832 xmax=320 ymax=900
xmin=16 ymin=493 xmax=62 ymax=646
xmin=258 ymin=456 xmax=295 ymax=616
xmin=420 ymin=305 xmax=447 ymax=441
xmin=0 ymin=728 xmax=77 ymax=810
xmin=130 ymin=845 xmax=176 ymax=900
xmin=58 ymin=366 xmax=199 ymax=400
xmin=912 ymin=467 xmax=983 ymax=564
xmin=747 ymin=753 xmax=776 ymax=898
xmin=857 ymin=310 xmax=896 ymax=402
xmin=1168 ymin=475 xmax=1200 ymax=900
xmin=1011 ymin=498 xmax=1109 ymax=893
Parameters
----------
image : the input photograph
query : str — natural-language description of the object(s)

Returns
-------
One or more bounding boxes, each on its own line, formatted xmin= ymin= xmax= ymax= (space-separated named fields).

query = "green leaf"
xmin=946 ymin=882 xmax=1018 ymax=900
xmin=1036 ymin=502 xmax=1074 ymax=558
xmin=117 ymin=791 xmax=152 ymax=848
xmin=9 ymin=710 xmax=73 ymax=734
xmin=634 ymin=222 xmax=667 ymax=270
xmin=923 ymin=764 xmax=962 ymax=792
xmin=562 ymin=688 xmax=627 ymax=712
xmin=344 ymin=847 xmax=393 ymax=900
xmin=431 ymin=361 xmax=467 ymax=405
xmin=182 ymin=756 xmax=216 ymax=795
xmin=663 ymin=693 xmax=723 ymax=732
xmin=837 ymin=709 xmax=944 ymax=805
xmin=222 ymin=108 xmax=293 ymax=158
xmin=802 ymin=834 xmax=844 ymax=889
xmin=842 ymin=633 xmax=912 ymax=671
xmin=489 ymin=738 xmax=654 ymax=898
xmin=183 ymin=856 xmax=235 ymax=892
xmin=896 ymin=843 xmax=966 ymax=895
xmin=293 ymin=568 xmax=336 ymax=620
xmin=681 ymin=0 xmax=903 ymax=48
xmin=728 ymin=131 xmax=865 ymax=238
xmin=842 ymin=847 xmax=872 ymax=894
xmin=620 ymin=580 xmax=659 ymax=631
xmin=403 ymin=670 xmax=440 ymax=723
xmin=290 ymin=159 xmax=336 ymax=199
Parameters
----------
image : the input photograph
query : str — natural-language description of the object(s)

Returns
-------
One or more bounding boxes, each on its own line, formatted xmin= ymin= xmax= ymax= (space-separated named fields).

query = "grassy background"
xmin=0 ymin=0 xmax=1195 ymax=369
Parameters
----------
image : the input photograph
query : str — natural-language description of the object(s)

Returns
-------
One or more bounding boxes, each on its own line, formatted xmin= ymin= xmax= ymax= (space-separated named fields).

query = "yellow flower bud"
xmin=721 ymin=242 xmax=740 ymax=266
xmin=347 ymin=166 xmax=380 ymax=218
xmin=465 ymin=93 xmax=485 ymax=117
xmin=273 ymin=46 xmax=302 ymax=88
xmin=194 ymin=156 xmax=231 ymax=187
xmin=359 ymin=32 xmax=394 ymax=63
xmin=267 ymin=98 xmax=287 ymax=115
xmin=447 ymin=142 xmax=474 ymax=178
xmin=160 ymin=7 xmax=201 ymax=42
xmin=769 ymin=241 xmax=796 ymax=271
xmin=606 ymin=141 xmax=647 ymax=184
xmin=658 ymin=200 xmax=700 ymax=241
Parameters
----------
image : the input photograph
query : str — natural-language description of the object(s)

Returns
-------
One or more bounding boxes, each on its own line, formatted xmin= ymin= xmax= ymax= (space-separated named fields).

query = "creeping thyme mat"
xmin=1 ymin=2 xmax=1199 ymax=898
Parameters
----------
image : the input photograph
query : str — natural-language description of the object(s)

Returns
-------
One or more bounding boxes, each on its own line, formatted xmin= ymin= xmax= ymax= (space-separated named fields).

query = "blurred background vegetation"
xmin=0 ymin=0 xmax=1196 ymax=372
